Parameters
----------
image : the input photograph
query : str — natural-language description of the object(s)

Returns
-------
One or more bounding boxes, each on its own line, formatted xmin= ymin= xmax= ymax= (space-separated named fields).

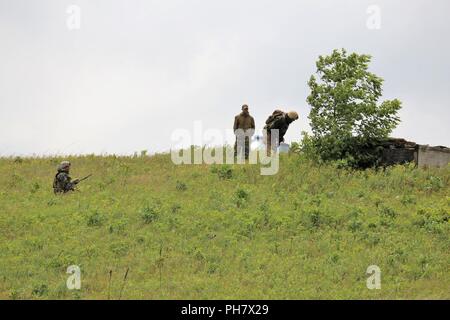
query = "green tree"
xmin=307 ymin=49 xmax=402 ymax=166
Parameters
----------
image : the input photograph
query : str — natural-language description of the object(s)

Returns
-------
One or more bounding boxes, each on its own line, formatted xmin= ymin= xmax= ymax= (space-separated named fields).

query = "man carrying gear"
xmin=264 ymin=110 xmax=299 ymax=155
xmin=53 ymin=161 xmax=90 ymax=194
xmin=233 ymin=104 xmax=256 ymax=160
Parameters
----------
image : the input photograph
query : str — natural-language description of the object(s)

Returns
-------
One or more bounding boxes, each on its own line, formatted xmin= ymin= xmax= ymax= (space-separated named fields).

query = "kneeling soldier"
xmin=53 ymin=161 xmax=80 ymax=194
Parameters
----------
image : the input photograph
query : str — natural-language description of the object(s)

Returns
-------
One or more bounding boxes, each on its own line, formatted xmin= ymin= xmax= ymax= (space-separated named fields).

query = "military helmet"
xmin=242 ymin=104 xmax=249 ymax=110
xmin=58 ymin=161 xmax=71 ymax=172
xmin=287 ymin=111 xmax=299 ymax=120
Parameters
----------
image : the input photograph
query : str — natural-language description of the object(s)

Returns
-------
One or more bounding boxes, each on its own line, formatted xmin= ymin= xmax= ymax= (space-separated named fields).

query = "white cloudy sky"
xmin=0 ymin=0 xmax=449 ymax=156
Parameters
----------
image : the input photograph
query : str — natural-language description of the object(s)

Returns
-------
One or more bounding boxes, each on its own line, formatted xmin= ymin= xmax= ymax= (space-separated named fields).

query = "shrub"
xmin=211 ymin=165 xmax=233 ymax=180
xmin=171 ymin=203 xmax=182 ymax=214
xmin=140 ymin=205 xmax=159 ymax=224
xmin=32 ymin=284 xmax=48 ymax=297
xmin=87 ymin=211 xmax=104 ymax=227
xmin=412 ymin=208 xmax=449 ymax=234
xmin=425 ymin=176 xmax=444 ymax=192
xmin=30 ymin=182 xmax=40 ymax=194
xmin=110 ymin=241 xmax=130 ymax=257
xmin=176 ymin=181 xmax=187 ymax=191
xmin=298 ymin=132 xmax=320 ymax=161
xmin=109 ymin=219 xmax=127 ymax=234
xmin=348 ymin=219 xmax=363 ymax=232
xmin=234 ymin=188 xmax=249 ymax=208
xmin=379 ymin=206 xmax=397 ymax=219
xmin=309 ymin=210 xmax=322 ymax=228
xmin=14 ymin=156 xmax=23 ymax=164
xmin=235 ymin=188 xmax=249 ymax=200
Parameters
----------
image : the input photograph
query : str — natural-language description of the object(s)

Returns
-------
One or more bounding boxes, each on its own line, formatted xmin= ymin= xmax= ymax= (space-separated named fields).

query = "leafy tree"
xmin=307 ymin=49 xmax=402 ymax=166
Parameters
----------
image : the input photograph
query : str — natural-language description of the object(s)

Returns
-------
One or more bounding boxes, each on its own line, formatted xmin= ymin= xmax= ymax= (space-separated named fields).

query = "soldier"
xmin=264 ymin=110 xmax=299 ymax=155
xmin=53 ymin=161 xmax=80 ymax=194
xmin=234 ymin=104 xmax=255 ymax=159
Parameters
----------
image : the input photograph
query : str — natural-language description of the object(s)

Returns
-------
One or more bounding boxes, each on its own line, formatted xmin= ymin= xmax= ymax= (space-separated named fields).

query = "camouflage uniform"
xmin=53 ymin=161 xmax=78 ymax=194
xmin=234 ymin=106 xmax=255 ymax=159
xmin=264 ymin=110 xmax=298 ymax=155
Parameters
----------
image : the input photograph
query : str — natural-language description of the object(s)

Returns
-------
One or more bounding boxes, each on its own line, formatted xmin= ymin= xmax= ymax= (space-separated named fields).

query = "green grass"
xmin=0 ymin=153 xmax=449 ymax=299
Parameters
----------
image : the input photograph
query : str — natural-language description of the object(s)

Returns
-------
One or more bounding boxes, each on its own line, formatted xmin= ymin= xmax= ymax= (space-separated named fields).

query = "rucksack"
xmin=264 ymin=110 xmax=285 ymax=130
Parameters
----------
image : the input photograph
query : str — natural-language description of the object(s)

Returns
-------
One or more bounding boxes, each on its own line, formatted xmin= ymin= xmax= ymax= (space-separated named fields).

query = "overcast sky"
xmin=0 ymin=0 xmax=449 ymax=156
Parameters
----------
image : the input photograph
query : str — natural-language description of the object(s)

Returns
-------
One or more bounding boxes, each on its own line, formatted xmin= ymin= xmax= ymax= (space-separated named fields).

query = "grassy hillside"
xmin=0 ymin=153 xmax=448 ymax=299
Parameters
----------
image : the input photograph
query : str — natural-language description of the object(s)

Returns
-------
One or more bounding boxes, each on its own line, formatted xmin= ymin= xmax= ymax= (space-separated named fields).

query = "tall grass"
xmin=0 ymin=153 xmax=448 ymax=299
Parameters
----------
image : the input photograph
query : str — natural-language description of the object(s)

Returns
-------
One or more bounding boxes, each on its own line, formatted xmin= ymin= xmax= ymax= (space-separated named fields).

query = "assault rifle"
xmin=73 ymin=174 xmax=92 ymax=185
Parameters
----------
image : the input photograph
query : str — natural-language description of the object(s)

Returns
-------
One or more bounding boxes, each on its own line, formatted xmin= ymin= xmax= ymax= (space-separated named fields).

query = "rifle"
xmin=74 ymin=174 xmax=92 ymax=185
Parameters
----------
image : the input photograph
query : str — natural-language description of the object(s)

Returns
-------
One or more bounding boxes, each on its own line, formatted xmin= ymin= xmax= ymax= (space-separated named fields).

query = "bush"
xmin=425 ymin=176 xmax=444 ymax=192
xmin=234 ymin=188 xmax=250 ymax=208
xmin=412 ymin=208 xmax=449 ymax=234
xmin=87 ymin=211 xmax=104 ymax=227
xmin=140 ymin=205 xmax=159 ymax=224
xmin=31 ymin=284 xmax=48 ymax=297
xmin=211 ymin=165 xmax=233 ymax=180
xmin=176 ymin=181 xmax=187 ymax=191
xmin=235 ymin=188 xmax=249 ymax=200
xmin=379 ymin=206 xmax=397 ymax=219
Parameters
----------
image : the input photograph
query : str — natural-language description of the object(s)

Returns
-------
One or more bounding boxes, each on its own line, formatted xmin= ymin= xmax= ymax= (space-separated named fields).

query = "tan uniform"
xmin=234 ymin=112 xmax=255 ymax=159
xmin=234 ymin=113 xmax=255 ymax=132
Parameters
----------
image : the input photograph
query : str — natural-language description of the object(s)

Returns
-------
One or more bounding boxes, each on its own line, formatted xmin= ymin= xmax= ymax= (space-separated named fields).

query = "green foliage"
xmin=109 ymin=218 xmax=128 ymax=234
xmin=298 ymin=132 xmax=320 ymax=161
xmin=31 ymin=284 xmax=48 ymax=297
xmin=140 ymin=205 xmax=159 ymax=224
xmin=235 ymin=188 xmax=249 ymax=201
xmin=379 ymin=205 xmax=398 ymax=219
xmin=425 ymin=176 xmax=444 ymax=192
xmin=211 ymin=164 xmax=233 ymax=180
xmin=0 ymin=154 xmax=448 ymax=299
xmin=413 ymin=208 xmax=449 ymax=234
xmin=233 ymin=187 xmax=250 ymax=208
xmin=87 ymin=211 xmax=104 ymax=227
xmin=307 ymin=49 xmax=402 ymax=166
xmin=176 ymin=180 xmax=188 ymax=191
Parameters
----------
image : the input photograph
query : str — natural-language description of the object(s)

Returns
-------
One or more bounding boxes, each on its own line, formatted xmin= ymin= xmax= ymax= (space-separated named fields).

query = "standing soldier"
xmin=53 ymin=161 xmax=80 ymax=194
xmin=234 ymin=104 xmax=255 ymax=159
xmin=264 ymin=110 xmax=299 ymax=155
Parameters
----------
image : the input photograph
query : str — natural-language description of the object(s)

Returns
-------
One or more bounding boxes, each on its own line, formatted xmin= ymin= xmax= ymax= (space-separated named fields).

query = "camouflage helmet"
xmin=287 ymin=111 xmax=299 ymax=120
xmin=58 ymin=161 xmax=71 ymax=172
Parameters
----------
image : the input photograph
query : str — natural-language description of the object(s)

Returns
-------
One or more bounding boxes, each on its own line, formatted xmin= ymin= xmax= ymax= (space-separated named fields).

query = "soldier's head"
xmin=242 ymin=104 xmax=249 ymax=115
xmin=58 ymin=161 xmax=71 ymax=173
xmin=287 ymin=111 xmax=299 ymax=122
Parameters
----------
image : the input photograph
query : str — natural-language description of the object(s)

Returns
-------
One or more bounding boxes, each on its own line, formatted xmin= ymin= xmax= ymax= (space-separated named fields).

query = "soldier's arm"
xmin=67 ymin=180 xmax=76 ymax=191
xmin=233 ymin=116 xmax=239 ymax=132
xmin=59 ymin=173 xmax=76 ymax=192
xmin=251 ymin=117 xmax=255 ymax=130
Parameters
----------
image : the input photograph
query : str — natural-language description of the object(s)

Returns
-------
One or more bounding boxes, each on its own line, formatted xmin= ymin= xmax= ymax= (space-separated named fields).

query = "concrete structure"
xmin=381 ymin=139 xmax=417 ymax=166
xmin=380 ymin=138 xmax=450 ymax=168
xmin=417 ymin=145 xmax=450 ymax=168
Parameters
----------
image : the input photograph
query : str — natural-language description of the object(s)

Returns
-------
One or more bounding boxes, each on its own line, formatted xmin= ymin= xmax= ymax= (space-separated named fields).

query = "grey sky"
xmin=0 ymin=0 xmax=449 ymax=156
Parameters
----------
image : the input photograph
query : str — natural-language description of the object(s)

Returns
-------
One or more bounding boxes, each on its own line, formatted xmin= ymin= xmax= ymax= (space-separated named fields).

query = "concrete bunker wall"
xmin=379 ymin=139 xmax=450 ymax=168
xmin=418 ymin=146 xmax=450 ymax=168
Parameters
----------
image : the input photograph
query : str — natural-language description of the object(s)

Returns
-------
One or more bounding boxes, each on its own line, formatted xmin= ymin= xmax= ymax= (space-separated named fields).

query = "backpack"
xmin=264 ymin=110 xmax=285 ymax=130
